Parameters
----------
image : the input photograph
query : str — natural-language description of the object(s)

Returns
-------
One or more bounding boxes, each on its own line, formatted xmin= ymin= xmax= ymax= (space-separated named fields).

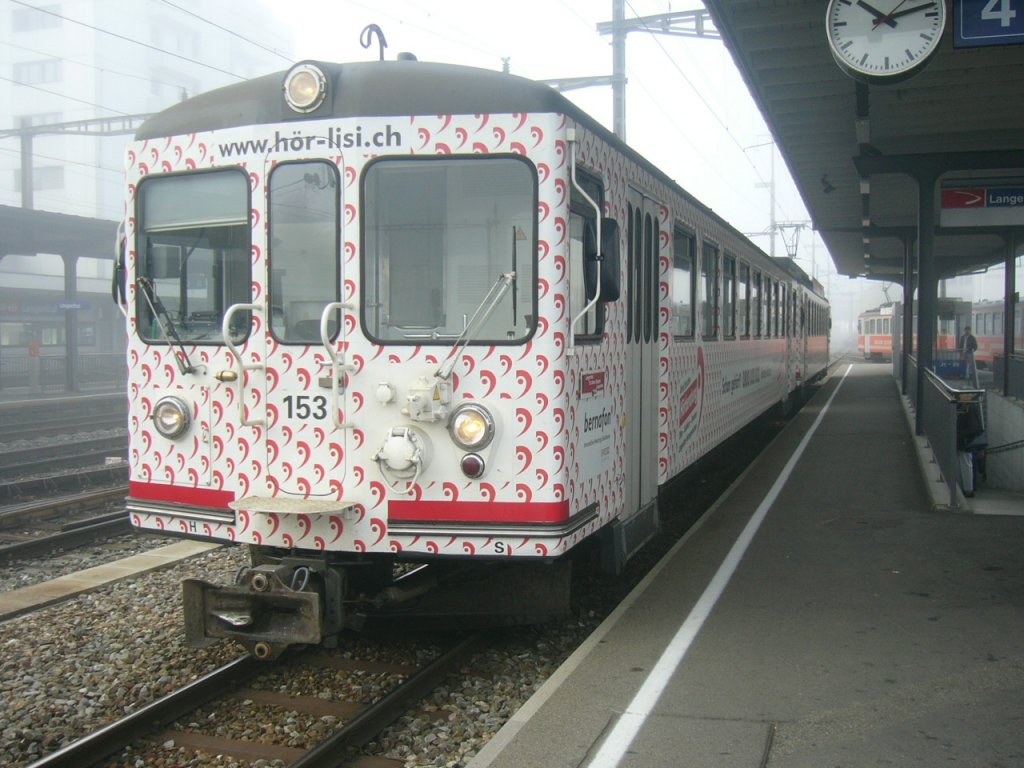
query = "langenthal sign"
xmin=940 ymin=181 xmax=1024 ymax=227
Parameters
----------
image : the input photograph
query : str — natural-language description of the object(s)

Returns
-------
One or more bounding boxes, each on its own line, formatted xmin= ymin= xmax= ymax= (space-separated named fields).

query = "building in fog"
xmin=1 ymin=0 xmax=294 ymax=218
xmin=0 ymin=1 xmax=294 ymax=392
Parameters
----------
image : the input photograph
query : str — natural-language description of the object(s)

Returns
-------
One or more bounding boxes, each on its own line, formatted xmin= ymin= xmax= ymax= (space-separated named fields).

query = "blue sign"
xmin=955 ymin=0 xmax=1024 ymax=47
xmin=986 ymin=187 xmax=1024 ymax=206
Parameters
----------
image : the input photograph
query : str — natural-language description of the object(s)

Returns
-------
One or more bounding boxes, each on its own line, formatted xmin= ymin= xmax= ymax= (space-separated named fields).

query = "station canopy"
xmin=0 ymin=205 xmax=117 ymax=261
xmin=705 ymin=1 xmax=1024 ymax=282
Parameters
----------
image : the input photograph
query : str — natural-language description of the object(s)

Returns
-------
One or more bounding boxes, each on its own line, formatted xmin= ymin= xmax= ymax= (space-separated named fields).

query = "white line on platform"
xmin=586 ymin=364 xmax=853 ymax=768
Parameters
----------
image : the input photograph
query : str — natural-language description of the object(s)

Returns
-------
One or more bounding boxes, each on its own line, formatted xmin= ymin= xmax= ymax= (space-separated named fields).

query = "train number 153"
xmin=283 ymin=394 xmax=328 ymax=420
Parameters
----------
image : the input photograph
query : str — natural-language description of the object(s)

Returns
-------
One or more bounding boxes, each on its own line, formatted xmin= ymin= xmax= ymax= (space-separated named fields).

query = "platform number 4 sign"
xmin=955 ymin=0 xmax=1024 ymax=46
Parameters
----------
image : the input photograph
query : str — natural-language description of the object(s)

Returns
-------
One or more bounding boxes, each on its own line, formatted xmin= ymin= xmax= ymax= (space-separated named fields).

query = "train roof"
xmin=135 ymin=60 xmax=572 ymax=141
xmin=136 ymin=58 xmax=817 ymax=302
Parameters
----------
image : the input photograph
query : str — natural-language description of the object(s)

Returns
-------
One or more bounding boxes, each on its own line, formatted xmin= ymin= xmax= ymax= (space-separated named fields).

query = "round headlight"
xmin=152 ymin=396 xmax=191 ymax=440
xmin=283 ymin=63 xmax=327 ymax=113
xmin=448 ymin=404 xmax=495 ymax=451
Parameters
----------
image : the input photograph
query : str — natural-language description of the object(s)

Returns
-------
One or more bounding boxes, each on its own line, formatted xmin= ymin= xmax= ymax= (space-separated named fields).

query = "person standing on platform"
xmin=958 ymin=325 xmax=978 ymax=387
xmin=956 ymin=401 xmax=984 ymax=499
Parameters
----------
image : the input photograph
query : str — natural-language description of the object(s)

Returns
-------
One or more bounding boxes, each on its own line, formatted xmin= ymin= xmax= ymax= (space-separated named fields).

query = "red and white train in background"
xmin=113 ymin=56 xmax=830 ymax=658
xmin=858 ymin=300 xmax=1020 ymax=369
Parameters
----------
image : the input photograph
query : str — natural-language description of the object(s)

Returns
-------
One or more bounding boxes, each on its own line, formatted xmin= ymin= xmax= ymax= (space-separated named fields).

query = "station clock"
xmin=826 ymin=0 xmax=947 ymax=84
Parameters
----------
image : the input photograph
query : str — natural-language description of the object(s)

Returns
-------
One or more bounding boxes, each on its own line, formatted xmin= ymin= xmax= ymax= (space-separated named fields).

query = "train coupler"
xmin=182 ymin=565 xmax=325 ymax=660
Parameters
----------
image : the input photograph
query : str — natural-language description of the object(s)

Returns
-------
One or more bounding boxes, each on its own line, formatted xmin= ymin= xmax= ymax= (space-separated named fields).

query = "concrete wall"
xmin=985 ymin=391 xmax=1024 ymax=492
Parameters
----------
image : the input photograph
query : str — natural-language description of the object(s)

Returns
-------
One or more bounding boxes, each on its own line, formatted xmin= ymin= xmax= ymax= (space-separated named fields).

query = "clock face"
xmin=826 ymin=0 xmax=947 ymax=83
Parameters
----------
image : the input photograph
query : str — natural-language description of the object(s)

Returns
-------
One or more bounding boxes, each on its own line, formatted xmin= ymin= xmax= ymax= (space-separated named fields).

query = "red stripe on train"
xmin=129 ymin=481 xmax=234 ymax=509
xmin=389 ymin=500 xmax=571 ymax=523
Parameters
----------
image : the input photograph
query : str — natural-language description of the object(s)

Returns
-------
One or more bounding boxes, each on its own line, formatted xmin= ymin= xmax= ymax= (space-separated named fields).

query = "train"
xmin=857 ymin=300 xmax=1019 ymax=369
xmin=113 ymin=56 xmax=830 ymax=658
xmin=857 ymin=303 xmax=899 ymax=362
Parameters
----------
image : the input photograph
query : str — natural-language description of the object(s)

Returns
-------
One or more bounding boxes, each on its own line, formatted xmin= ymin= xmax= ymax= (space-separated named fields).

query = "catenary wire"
xmin=9 ymin=0 xmax=245 ymax=80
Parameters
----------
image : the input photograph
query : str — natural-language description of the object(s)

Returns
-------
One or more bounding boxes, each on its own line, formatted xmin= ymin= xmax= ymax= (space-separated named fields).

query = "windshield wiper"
xmin=435 ymin=271 xmax=515 ymax=381
xmin=137 ymin=277 xmax=196 ymax=374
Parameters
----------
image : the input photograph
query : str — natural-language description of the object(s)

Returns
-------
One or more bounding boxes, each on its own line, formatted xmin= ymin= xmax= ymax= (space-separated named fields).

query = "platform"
xmin=0 ymin=541 xmax=221 ymax=622
xmin=471 ymin=362 xmax=1024 ymax=767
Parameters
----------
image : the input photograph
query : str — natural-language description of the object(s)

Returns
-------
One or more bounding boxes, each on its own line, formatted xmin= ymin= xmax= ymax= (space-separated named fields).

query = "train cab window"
xmin=738 ymin=263 xmax=750 ymax=338
xmin=722 ymin=254 xmax=736 ymax=339
xmin=701 ymin=242 xmax=719 ymax=340
xmin=269 ymin=161 xmax=340 ymax=344
xmin=136 ymin=170 xmax=251 ymax=345
xmin=671 ymin=227 xmax=696 ymax=339
xmin=362 ymin=156 xmax=537 ymax=344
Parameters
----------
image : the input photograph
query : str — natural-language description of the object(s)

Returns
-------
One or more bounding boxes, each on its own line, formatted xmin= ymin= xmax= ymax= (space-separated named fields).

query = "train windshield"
xmin=136 ymin=170 xmax=251 ymax=344
xmin=362 ymin=156 xmax=536 ymax=343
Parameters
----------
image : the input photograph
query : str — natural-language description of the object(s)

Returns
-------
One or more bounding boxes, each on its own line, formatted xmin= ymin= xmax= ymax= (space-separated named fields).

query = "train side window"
xmin=268 ymin=161 xmax=340 ymax=344
xmin=722 ymin=254 xmax=736 ymax=339
xmin=570 ymin=168 xmax=606 ymax=342
xmin=701 ymin=242 xmax=719 ymax=340
xmin=751 ymin=270 xmax=761 ymax=337
xmin=772 ymin=280 xmax=780 ymax=337
xmin=779 ymin=282 xmax=786 ymax=337
xmin=135 ymin=169 xmax=251 ymax=345
xmin=738 ymin=262 xmax=750 ymax=338
xmin=671 ymin=226 xmax=695 ymax=339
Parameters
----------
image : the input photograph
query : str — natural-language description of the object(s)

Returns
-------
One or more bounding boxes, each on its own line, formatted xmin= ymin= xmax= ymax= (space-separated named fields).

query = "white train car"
xmin=114 ymin=58 xmax=829 ymax=657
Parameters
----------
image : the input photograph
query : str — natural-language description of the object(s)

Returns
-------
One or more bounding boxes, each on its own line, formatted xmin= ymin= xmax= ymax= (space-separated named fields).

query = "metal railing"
xmin=920 ymin=367 xmax=984 ymax=509
xmin=0 ymin=353 xmax=126 ymax=395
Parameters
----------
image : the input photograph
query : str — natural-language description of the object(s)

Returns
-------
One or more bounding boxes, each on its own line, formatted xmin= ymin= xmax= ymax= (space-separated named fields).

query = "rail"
xmin=920 ymin=367 xmax=984 ymax=510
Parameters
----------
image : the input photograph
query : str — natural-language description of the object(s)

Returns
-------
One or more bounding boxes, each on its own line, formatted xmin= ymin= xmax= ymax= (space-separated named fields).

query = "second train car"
xmin=113 ymin=57 xmax=830 ymax=657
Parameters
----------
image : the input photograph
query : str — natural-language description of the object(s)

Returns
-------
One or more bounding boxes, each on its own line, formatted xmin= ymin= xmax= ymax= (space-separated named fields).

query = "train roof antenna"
xmin=360 ymin=24 xmax=388 ymax=61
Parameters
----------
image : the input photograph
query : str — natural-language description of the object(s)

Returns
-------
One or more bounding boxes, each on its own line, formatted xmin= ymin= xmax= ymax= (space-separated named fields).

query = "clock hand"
xmin=856 ymin=0 xmax=898 ymax=27
xmin=885 ymin=2 xmax=937 ymax=21
xmin=872 ymin=0 xmax=910 ymax=28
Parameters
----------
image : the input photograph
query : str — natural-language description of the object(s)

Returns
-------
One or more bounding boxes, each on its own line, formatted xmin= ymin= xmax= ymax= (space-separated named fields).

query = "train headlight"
xmin=152 ymin=396 xmax=191 ymax=440
xmin=448 ymin=404 xmax=495 ymax=451
xmin=283 ymin=62 xmax=327 ymax=113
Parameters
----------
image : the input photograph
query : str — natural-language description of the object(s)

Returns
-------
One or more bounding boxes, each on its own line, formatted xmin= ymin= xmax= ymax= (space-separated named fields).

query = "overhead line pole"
xmin=1 ymin=113 xmax=152 ymax=209
xmin=542 ymin=4 xmax=718 ymax=141
xmin=596 ymin=4 xmax=719 ymax=141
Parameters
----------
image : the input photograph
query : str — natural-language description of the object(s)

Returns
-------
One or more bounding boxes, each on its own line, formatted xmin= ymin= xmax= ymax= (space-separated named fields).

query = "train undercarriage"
xmin=182 ymin=547 xmax=573 ymax=659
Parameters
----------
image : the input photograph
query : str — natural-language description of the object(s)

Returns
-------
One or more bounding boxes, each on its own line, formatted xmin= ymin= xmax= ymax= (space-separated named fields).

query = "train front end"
xmin=116 ymin=61 xmax=606 ymax=656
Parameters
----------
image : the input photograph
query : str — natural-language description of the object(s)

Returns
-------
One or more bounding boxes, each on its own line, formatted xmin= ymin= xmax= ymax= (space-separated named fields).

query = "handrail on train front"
xmin=222 ymin=302 xmax=264 ymax=427
xmin=320 ymin=301 xmax=356 ymax=430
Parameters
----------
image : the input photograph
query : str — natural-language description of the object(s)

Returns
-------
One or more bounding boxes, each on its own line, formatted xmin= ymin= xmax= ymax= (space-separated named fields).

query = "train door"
xmin=259 ymin=159 xmax=346 ymax=497
xmin=795 ymin=288 xmax=807 ymax=386
xmin=624 ymin=189 xmax=660 ymax=522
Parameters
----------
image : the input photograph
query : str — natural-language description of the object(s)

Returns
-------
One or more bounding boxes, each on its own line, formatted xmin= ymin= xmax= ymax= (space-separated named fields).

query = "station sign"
xmin=954 ymin=0 xmax=1024 ymax=48
xmin=940 ymin=181 xmax=1024 ymax=227
xmin=58 ymin=300 xmax=90 ymax=311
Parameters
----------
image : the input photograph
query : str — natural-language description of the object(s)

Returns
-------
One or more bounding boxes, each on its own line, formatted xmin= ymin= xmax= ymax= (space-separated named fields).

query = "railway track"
xmin=0 ymin=435 xmax=128 ymax=481
xmin=29 ymin=634 xmax=483 ymax=768
xmin=0 ymin=486 xmax=131 ymax=563
xmin=0 ymin=413 xmax=128 ymax=443
xmin=0 ymin=463 xmax=130 ymax=504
